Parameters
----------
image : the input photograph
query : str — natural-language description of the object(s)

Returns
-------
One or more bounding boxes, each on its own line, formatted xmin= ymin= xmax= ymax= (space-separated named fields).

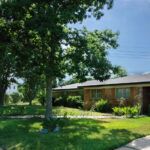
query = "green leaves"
xmin=0 ymin=0 xmax=117 ymax=82
xmin=0 ymin=17 xmax=22 ymax=104
xmin=0 ymin=0 xmax=119 ymax=110
xmin=66 ymin=27 xmax=119 ymax=81
xmin=113 ymin=66 xmax=128 ymax=78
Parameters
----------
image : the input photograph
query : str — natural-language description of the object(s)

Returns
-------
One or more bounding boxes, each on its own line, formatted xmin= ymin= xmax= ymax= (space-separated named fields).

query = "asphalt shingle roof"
xmin=80 ymin=74 xmax=150 ymax=87
xmin=53 ymin=74 xmax=150 ymax=90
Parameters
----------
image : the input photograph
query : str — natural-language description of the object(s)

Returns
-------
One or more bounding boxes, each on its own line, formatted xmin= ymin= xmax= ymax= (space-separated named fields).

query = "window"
xmin=90 ymin=89 xmax=101 ymax=99
xmin=116 ymin=88 xmax=130 ymax=99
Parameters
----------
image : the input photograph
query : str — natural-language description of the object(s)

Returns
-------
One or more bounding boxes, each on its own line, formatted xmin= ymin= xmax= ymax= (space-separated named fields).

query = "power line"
xmin=117 ymin=44 xmax=150 ymax=49
xmin=109 ymin=49 xmax=150 ymax=53
xmin=109 ymin=54 xmax=150 ymax=57
xmin=108 ymin=53 xmax=150 ymax=57
xmin=108 ymin=56 xmax=150 ymax=61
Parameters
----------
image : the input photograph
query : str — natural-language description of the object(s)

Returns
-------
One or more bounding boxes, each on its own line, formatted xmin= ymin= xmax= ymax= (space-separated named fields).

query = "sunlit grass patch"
xmin=0 ymin=117 xmax=150 ymax=150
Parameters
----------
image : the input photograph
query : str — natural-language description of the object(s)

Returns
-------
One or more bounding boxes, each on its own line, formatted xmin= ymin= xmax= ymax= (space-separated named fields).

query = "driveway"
xmin=116 ymin=135 xmax=150 ymax=150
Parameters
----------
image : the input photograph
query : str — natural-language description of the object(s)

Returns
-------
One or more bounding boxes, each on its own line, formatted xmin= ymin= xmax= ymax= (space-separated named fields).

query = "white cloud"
xmin=143 ymin=71 xmax=150 ymax=75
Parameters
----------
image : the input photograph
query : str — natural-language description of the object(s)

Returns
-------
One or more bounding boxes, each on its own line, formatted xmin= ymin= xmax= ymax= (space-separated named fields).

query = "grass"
xmin=0 ymin=105 xmax=112 ymax=116
xmin=0 ymin=117 xmax=150 ymax=150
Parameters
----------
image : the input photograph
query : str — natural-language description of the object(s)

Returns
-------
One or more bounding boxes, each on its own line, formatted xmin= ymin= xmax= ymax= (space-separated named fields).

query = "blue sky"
xmin=70 ymin=0 xmax=150 ymax=75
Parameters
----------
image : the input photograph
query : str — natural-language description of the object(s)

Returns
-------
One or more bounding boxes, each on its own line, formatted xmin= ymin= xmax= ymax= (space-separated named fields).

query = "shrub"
xmin=95 ymin=99 xmax=111 ymax=112
xmin=37 ymin=90 xmax=46 ymax=106
xmin=11 ymin=92 xmax=23 ymax=104
xmin=123 ymin=105 xmax=141 ymax=118
xmin=119 ymin=97 xmax=126 ymax=107
xmin=54 ymin=96 xmax=66 ymax=106
xmin=113 ymin=105 xmax=141 ymax=118
xmin=54 ymin=95 xmax=83 ymax=108
xmin=63 ymin=111 xmax=68 ymax=118
xmin=66 ymin=96 xmax=83 ymax=108
xmin=123 ymin=107 xmax=135 ymax=118
xmin=134 ymin=104 xmax=141 ymax=117
xmin=112 ymin=107 xmax=124 ymax=116
xmin=4 ymin=94 xmax=12 ymax=105
xmin=90 ymin=104 xmax=96 ymax=112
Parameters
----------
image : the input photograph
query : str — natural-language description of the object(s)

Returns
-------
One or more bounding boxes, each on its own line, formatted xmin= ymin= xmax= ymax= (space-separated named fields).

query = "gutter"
xmin=53 ymin=81 xmax=150 ymax=91
xmin=78 ymin=81 xmax=150 ymax=88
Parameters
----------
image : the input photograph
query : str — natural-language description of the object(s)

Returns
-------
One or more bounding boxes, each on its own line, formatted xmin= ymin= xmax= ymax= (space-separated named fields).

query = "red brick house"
xmin=53 ymin=74 xmax=150 ymax=113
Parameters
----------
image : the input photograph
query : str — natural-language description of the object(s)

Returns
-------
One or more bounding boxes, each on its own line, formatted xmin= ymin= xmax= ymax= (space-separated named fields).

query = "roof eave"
xmin=78 ymin=81 xmax=150 ymax=88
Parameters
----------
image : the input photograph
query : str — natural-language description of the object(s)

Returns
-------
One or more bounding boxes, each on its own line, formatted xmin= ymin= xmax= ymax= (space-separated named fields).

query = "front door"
xmin=143 ymin=87 xmax=150 ymax=113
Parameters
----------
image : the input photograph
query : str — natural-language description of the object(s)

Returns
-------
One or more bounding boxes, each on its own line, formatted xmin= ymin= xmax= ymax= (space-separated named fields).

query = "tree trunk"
xmin=0 ymin=91 xmax=4 ymax=106
xmin=0 ymin=85 xmax=6 ymax=106
xmin=45 ymin=75 xmax=53 ymax=119
xmin=0 ymin=78 xmax=8 ymax=106
xmin=29 ymin=99 xmax=32 ymax=105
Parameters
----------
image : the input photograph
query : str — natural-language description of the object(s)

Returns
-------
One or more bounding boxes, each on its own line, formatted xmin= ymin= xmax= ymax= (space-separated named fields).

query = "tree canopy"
xmin=0 ymin=0 xmax=120 ymax=119
xmin=0 ymin=18 xmax=21 ymax=105
xmin=113 ymin=66 xmax=128 ymax=78
xmin=66 ymin=27 xmax=119 ymax=81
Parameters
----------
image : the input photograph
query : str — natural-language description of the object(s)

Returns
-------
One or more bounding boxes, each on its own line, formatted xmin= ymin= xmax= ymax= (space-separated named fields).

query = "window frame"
xmin=90 ymin=89 xmax=101 ymax=100
xmin=116 ymin=88 xmax=130 ymax=99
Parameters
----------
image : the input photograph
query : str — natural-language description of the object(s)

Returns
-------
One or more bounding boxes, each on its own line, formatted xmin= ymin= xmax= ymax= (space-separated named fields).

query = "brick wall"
xmin=83 ymin=87 xmax=143 ymax=109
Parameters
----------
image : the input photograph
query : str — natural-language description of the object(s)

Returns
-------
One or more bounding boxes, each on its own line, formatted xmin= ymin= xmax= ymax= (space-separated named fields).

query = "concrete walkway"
xmin=116 ymin=135 xmax=150 ymax=150
xmin=0 ymin=115 xmax=125 ymax=119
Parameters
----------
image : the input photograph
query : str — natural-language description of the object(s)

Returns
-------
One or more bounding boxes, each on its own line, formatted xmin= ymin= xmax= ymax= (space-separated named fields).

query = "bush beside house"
xmin=112 ymin=104 xmax=141 ymax=118
xmin=95 ymin=99 xmax=111 ymax=112
xmin=54 ymin=96 xmax=66 ymax=106
xmin=67 ymin=96 xmax=82 ymax=108
xmin=53 ymin=96 xmax=83 ymax=108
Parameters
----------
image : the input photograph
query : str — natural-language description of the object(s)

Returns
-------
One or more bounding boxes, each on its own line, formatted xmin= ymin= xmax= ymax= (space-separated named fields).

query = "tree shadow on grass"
xmin=100 ymin=129 xmax=144 ymax=150
xmin=0 ymin=118 xmax=144 ymax=150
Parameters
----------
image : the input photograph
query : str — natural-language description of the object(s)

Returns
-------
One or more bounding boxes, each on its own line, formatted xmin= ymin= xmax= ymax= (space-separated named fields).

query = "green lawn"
xmin=0 ymin=117 xmax=150 ymax=150
xmin=0 ymin=105 xmax=112 ymax=116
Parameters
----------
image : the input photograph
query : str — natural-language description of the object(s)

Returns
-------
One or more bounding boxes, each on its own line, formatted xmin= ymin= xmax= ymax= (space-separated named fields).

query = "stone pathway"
xmin=115 ymin=135 xmax=150 ymax=150
xmin=0 ymin=115 xmax=125 ymax=119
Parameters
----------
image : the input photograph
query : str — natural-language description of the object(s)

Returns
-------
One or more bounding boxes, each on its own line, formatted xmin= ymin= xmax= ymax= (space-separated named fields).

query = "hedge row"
xmin=53 ymin=96 xmax=83 ymax=108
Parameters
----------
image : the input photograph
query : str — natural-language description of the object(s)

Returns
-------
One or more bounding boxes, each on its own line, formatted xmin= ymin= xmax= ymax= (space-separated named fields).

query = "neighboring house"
xmin=53 ymin=74 xmax=150 ymax=113
xmin=6 ymin=83 xmax=18 ymax=95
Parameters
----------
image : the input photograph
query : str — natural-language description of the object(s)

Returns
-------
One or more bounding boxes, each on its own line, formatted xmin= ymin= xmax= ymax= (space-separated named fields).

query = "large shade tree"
xmin=0 ymin=18 xmax=22 ymax=105
xmin=0 ymin=0 xmax=120 ymax=119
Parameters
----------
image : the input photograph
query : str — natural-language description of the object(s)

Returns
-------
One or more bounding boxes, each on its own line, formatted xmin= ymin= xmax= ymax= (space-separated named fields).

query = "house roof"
xmin=53 ymin=74 xmax=150 ymax=91
xmin=80 ymin=74 xmax=150 ymax=87
xmin=53 ymin=83 xmax=82 ymax=91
